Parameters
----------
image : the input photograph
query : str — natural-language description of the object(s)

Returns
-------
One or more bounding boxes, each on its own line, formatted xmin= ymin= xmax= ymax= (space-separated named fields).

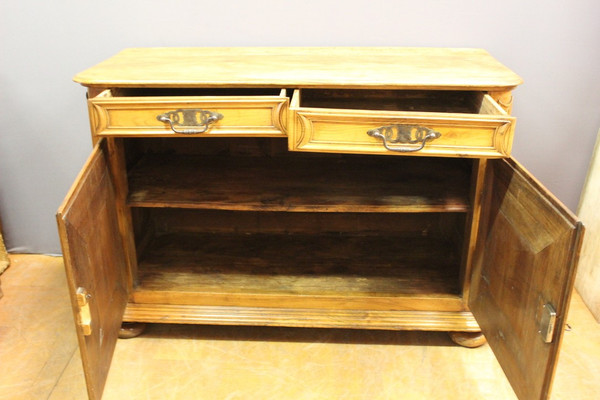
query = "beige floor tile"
xmin=95 ymin=326 xmax=516 ymax=399
xmin=0 ymin=255 xmax=78 ymax=400
xmin=1 ymin=254 xmax=599 ymax=399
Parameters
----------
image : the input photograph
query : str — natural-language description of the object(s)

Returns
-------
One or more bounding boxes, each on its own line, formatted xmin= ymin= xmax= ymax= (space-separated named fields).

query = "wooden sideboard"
xmin=57 ymin=48 xmax=583 ymax=400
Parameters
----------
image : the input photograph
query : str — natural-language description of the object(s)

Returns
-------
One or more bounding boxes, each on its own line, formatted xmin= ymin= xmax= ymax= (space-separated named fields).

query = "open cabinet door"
xmin=470 ymin=158 xmax=583 ymax=400
xmin=57 ymin=139 xmax=129 ymax=400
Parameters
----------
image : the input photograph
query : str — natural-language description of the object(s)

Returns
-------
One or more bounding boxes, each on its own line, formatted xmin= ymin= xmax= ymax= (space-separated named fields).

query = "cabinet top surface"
xmin=73 ymin=47 xmax=522 ymax=90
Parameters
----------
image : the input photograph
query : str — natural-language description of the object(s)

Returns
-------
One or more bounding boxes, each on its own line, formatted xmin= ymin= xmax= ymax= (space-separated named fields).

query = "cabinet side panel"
xmin=460 ymin=158 xmax=487 ymax=301
xmin=106 ymin=138 xmax=139 ymax=291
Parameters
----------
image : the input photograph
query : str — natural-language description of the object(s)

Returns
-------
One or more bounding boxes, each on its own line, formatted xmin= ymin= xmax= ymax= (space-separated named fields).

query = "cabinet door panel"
xmin=57 ymin=139 xmax=128 ymax=400
xmin=470 ymin=158 xmax=583 ymax=400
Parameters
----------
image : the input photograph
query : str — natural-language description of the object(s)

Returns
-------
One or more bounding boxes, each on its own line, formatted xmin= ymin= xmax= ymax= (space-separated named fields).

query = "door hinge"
xmin=76 ymin=287 xmax=92 ymax=336
xmin=539 ymin=303 xmax=557 ymax=343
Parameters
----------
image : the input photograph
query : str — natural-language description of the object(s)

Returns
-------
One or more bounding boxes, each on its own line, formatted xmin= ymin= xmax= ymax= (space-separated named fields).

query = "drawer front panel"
xmin=89 ymin=90 xmax=288 ymax=137
xmin=290 ymin=91 xmax=515 ymax=158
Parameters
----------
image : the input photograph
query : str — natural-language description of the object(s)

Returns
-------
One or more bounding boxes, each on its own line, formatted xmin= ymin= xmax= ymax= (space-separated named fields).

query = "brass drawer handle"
xmin=367 ymin=125 xmax=441 ymax=153
xmin=157 ymin=109 xmax=223 ymax=134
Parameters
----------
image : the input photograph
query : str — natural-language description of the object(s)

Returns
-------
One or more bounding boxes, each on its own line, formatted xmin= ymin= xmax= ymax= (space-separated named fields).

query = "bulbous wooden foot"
xmin=449 ymin=331 xmax=487 ymax=348
xmin=119 ymin=322 xmax=147 ymax=339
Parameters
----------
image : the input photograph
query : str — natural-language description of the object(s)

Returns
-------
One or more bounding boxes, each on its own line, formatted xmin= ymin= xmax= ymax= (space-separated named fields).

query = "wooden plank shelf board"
xmin=127 ymin=154 xmax=471 ymax=213
xmin=131 ymin=232 xmax=463 ymax=311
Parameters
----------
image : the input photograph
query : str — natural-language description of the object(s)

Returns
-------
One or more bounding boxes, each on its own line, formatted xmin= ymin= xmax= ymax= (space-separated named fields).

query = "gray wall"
xmin=1 ymin=0 xmax=599 ymax=254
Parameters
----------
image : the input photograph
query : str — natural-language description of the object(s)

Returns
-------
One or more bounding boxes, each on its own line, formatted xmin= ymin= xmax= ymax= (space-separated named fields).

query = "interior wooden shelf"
xmin=127 ymin=154 xmax=470 ymax=213
xmin=132 ymin=232 xmax=462 ymax=310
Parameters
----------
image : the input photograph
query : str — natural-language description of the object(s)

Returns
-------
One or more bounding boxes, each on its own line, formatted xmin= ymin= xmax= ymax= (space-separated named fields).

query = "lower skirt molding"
xmin=123 ymin=303 xmax=480 ymax=332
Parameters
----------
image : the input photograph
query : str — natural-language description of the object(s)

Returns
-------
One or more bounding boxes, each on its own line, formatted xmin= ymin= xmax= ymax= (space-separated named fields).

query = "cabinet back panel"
xmin=113 ymin=88 xmax=283 ymax=97
xmin=300 ymin=89 xmax=483 ymax=113
xmin=124 ymin=137 xmax=289 ymax=162
xmin=136 ymin=208 xmax=463 ymax=237
xmin=124 ymin=138 xmax=473 ymax=213
xmin=132 ymin=231 xmax=463 ymax=310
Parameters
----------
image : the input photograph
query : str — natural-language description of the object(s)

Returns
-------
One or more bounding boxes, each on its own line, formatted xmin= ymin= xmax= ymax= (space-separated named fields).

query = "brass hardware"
xmin=539 ymin=303 xmax=557 ymax=343
xmin=76 ymin=287 xmax=92 ymax=336
xmin=367 ymin=124 xmax=441 ymax=153
xmin=157 ymin=109 xmax=223 ymax=134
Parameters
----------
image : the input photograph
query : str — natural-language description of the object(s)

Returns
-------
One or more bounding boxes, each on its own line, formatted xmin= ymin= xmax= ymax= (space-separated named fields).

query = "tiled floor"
xmin=0 ymin=254 xmax=598 ymax=399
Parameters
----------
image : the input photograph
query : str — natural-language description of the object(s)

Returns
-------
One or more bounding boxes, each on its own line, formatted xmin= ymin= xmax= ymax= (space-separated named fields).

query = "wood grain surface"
xmin=74 ymin=47 xmax=522 ymax=90
xmin=56 ymin=140 xmax=128 ymax=400
xmin=89 ymin=88 xmax=288 ymax=137
xmin=470 ymin=158 xmax=583 ymax=400
xmin=132 ymin=231 xmax=462 ymax=311
xmin=127 ymin=153 xmax=471 ymax=212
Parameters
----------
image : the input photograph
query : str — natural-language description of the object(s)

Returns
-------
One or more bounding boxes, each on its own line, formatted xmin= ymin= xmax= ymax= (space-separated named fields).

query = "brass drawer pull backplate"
xmin=367 ymin=124 xmax=441 ymax=153
xmin=157 ymin=108 xmax=224 ymax=134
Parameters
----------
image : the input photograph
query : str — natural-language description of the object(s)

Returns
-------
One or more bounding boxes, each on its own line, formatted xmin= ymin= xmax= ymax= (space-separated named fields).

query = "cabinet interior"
xmin=111 ymin=87 xmax=284 ymax=97
xmin=122 ymin=137 xmax=474 ymax=310
xmin=298 ymin=89 xmax=485 ymax=113
xmin=109 ymin=88 xmax=493 ymax=116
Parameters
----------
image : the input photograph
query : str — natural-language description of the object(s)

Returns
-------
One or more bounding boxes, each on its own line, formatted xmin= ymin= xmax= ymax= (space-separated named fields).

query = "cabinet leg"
xmin=448 ymin=331 xmax=486 ymax=348
xmin=119 ymin=322 xmax=147 ymax=339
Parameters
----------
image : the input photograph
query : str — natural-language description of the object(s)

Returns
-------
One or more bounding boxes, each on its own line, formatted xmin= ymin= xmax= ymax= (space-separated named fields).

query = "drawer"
xmin=289 ymin=89 xmax=515 ymax=158
xmin=88 ymin=88 xmax=288 ymax=137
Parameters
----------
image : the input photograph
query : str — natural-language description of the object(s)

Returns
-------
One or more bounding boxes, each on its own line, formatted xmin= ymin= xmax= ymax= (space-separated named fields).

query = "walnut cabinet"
xmin=57 ymin=48 xmax=583 ymax=400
